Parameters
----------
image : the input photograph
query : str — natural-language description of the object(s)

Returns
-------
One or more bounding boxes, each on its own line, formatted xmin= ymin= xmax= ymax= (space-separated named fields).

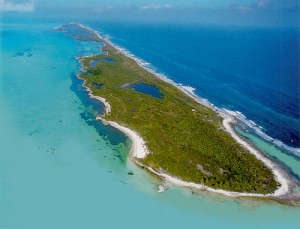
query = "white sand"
xmin=222 ymin=115 xmax=290 ymax=197
xmin=157 ymin=185 xmax=166 ymax=193
xmin=75 ymin=23 xmax=293 ymax=198
xmin=94 ymin=97 xmax=290 ymax=197
xmin=96 ymin=118 xmax=149 ymax=159
xmin=85 ymin=77 xmax=291 ymax=197
xmin=137 ymin=115 xmax=291 ymax=198
xmin=91 ymin=95 xmax=111 ymax=114
xmin=76 ymin=72 xmax=111 ymax=115
xmin=79 ymin=59 xmax=291 ymax=199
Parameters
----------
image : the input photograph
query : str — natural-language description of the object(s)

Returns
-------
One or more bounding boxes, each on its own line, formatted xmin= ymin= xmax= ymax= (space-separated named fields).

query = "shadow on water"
xmin=70 ymin=72 xmax=129 ymax=160
xmin=57 ymin=23 xmax=129 ymax=163
xmin=13 ymin=47 xmax=33 ymax=57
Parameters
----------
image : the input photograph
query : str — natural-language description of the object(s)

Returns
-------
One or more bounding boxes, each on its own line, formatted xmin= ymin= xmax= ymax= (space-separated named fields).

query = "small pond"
xmin=124 ymin=83 xmax=163 ymax=99
xmin=90 ymin=58 xmax=115 ymax=67
xmin=91 ymin=83 xmax=104 ymax=89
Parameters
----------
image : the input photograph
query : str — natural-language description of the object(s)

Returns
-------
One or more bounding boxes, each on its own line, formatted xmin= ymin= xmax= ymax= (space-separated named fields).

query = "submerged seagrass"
xmin=78 ymin=32 xmax=278 ymax=194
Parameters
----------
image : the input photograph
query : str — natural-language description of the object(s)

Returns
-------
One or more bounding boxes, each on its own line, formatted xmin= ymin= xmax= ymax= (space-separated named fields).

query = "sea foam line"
xmin=99 ymin=29 xmax=300 ymax=158
xmin=71 ymin=23 xmax=299 ymax=199
xmin=223 ymin=109 xmax=300 ymax=157
xmin=88 ymin=22 xmax=299 ymax=156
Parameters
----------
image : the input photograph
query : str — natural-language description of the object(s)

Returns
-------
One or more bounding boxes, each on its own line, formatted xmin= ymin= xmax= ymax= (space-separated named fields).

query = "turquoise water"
xmin=235 ymin=127 xmax=300 ymax=180
xmin=94 ymin=23 xmax=300 ymax=151
xmin=1 ymin=22 xmax=300 ymax=228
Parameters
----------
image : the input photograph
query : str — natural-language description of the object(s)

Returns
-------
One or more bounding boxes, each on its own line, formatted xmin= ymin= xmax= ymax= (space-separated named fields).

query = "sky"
xmin=1 ymin=0 xmax=299 ymax=27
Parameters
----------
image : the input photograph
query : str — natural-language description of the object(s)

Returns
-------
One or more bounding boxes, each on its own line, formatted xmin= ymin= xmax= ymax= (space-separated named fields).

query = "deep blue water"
xmin=0 ymin=19 xmax=300 ymax=229
xmin=89 ymin=22 xmax=300 ymax=150
xmin=124 ymin=83 xmax=163 ymax=99
xmin=1 ymin=18 xmax=300 ymax=229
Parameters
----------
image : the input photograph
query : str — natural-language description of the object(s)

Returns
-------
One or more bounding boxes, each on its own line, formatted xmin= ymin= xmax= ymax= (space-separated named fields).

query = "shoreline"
xmin=96 ymin=117 xmax=149 ymax=159
xmin=59 ymin=23 xmax=300 ymax=157
xmin=73 ymin=23 xmax=300 ymax=201
xmin=78 ymin=68 xmax=298 ymax=199
xmin=99 ymin=104 xmax=299 ymax=200
xmin=100 ymin=26 xmax=300 ymax=158
xmin=221 ymin=116 xmax=292 ymax=197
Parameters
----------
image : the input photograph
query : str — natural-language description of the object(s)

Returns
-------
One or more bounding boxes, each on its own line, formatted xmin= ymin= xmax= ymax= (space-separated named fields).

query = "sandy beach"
xmin=96 ymin=117 xmax=149 ymax=159
xmin=222 ymin=116 xmax=290 ymax=197
xmin=75 ymin=23 xmax=300 ymax=200
xmin=85 ymin=84 xmax=295 ymax=198
xmin=134 ymin=115 xmax=297 ymax=199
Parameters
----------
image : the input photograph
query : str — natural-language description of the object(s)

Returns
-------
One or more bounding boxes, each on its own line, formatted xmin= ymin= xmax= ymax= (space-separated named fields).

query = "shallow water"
xmin=1 ymin=21 xmax=300 ymax=229
xmin=235 ymin=127 xmax=300 ymax=180
xmin=92 ymin=23 xmax=300 ymax=150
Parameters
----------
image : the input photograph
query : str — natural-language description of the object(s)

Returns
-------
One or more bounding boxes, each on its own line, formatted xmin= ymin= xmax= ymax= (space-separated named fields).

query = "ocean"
xmin=0 ymin=19 xmax=299 ymax=228
xmin=89 ymin=22 xmax=300 ymax=152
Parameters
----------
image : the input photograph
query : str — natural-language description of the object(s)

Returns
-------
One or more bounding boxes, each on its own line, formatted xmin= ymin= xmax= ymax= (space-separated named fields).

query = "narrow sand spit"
xmin=222 ymin=116 xmax=290 ymax=197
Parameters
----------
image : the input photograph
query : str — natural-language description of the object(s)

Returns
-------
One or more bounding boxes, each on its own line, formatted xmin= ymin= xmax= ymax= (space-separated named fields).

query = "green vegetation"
xmin=80 ymin=43 xmax=279 ymax=194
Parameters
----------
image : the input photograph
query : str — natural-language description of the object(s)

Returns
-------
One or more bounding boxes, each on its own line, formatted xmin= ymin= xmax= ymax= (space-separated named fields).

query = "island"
xmin=56 ymin=23 xmax=300 ymax=201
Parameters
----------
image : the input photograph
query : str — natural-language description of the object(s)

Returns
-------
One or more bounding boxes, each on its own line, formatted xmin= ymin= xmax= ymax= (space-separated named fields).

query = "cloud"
xmin=140 ymin=4 xmax=171 ymax=10
xmin=229 ymin=3 xmax=252 ymax=12
xmin=0 ymin=0 xmax=35 ymax=12
xmin=229 ymin=0 xmax=299 ymax=12
xmin=255 ymin=0 xmax=272 ymax=8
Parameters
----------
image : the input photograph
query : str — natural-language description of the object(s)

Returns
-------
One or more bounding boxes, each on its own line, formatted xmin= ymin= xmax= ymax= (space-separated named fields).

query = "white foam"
xmin=72 ymin=23 xmax=298 ymax=198
xmin=222 ymin=109 xmax=300 ymax=157
xmin=74 ymin=22 xmax=300 ymax=157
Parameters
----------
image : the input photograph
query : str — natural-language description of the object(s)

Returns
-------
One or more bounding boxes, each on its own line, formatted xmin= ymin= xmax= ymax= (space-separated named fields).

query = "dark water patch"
xmin=70 ymin=73 xmax=128 ymax=148
xmin=60 ymin=25 xmax=129 ymax=160
xmin=123 ymin=83 xmax=163 ymax=99
xmin=77 ymin=69 xmax=92 ymax=76
xmin=71 ymin=74 xmax=104 ymax=114
xmin=13 ymin=51 xmax=24 ymax=57
xmin=28 ymin=129 xmax=40 ymax=136
xmin=76 ymin=40 xmax=103 ymax=57
xmin=56 ymin=23 xmax=101 ymax=42
xmin=46 ymin=148 xmax=56 ymax=154
xmin=13 ymin=48 xmax=33 ymax=57
xmin=90 ymin=58 xmax=115 ymax=67
xmin=95 ymin=24 xmax=300 ymax=149
xmin=91 ymin=83 xmax=103 ymax=89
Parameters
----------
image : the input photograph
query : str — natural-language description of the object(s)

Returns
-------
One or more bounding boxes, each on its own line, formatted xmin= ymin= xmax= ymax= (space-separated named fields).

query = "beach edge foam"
xmin=70 ymin=23 xmax=300 ymax=201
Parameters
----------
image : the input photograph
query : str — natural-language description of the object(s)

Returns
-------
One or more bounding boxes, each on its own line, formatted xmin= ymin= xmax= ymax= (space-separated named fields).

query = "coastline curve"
xmin=68 ymin=23 xmax=300 ymax=202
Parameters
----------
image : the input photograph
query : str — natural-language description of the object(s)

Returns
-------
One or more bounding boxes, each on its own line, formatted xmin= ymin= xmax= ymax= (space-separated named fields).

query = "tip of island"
xmin=56 ymin=23 xmax=300 ymax=205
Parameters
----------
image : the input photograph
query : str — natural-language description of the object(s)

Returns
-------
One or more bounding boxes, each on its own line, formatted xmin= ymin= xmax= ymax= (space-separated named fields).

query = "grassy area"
xmin=80 ymin=44 xmax=279 ymax=194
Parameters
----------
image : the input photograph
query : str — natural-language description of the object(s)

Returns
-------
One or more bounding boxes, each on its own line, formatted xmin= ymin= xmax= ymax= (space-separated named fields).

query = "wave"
xmin=223 ymin=109 xmax=300 ymax=158
xmin=61 ymin=22 xmax=300 ymax=159
xmin=112 ymin=47 xmax=300 ymax=159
